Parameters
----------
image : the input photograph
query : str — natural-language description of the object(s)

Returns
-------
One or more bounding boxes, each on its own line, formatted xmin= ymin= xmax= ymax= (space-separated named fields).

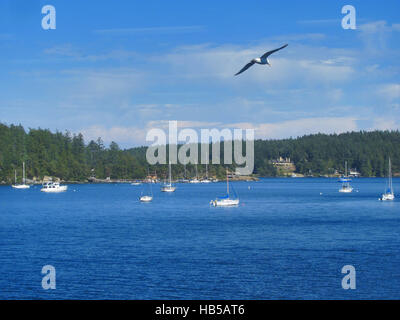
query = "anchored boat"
xmin=161 ymin=162 xmax=176 ymax=192
xmin=380 ymin=157 xmax=395 ymax=201
xmin=339 ymin=161 xmax=353 ymax=193
xmin=11 ymin=162 xmax=30 ymax=189
xmin=41 ymin=181 xmax=68 ymax=193
xmin=210 ymin=169 xmax=239 ymax=207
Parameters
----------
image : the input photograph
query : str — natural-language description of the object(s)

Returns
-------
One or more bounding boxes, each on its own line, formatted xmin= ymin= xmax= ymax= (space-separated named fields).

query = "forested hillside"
xmin=0 ymin=123 xmax=399 ymax=183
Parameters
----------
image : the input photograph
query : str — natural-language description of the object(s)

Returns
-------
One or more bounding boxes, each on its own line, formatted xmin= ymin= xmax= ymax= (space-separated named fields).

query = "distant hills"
xmin=0 ymin=123 xmax=399 ymax=183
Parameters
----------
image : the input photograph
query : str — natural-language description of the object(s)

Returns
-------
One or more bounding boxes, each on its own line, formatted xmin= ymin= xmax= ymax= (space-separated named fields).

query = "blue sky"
xmin=0 ymin=0 xmax=399 ymax=147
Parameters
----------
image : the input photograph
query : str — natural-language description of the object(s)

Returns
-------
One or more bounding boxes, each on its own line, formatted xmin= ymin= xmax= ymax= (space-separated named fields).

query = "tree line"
xmin=0 ymin=123 xmax=399 ymax=183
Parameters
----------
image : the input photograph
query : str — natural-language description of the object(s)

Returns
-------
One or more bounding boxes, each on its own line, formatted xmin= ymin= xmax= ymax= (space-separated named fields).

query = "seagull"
xmin=234 ymin=44 xmax=288 ymax=76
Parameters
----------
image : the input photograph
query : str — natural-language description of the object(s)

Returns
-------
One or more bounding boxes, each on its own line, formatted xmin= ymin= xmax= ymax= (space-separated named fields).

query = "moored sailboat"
xmin=339 ymin=161 xmax=353 ymax=193
xmin=140 ymin=180 xmax=153 ymax=202
xmin=201 ymin=163 xmax=212 ymax=183
xmin=189 ymin=164 xmax=201 ymax=183
xmin=161 ymin=162 xmax=176 ymax=192
xmin=11 ymin=162 xmax=30 ymax=189
xmin=210 ymin=169 xmax=239 ymax=207
xmin=380 ymin=157 xmax=395 ymax=201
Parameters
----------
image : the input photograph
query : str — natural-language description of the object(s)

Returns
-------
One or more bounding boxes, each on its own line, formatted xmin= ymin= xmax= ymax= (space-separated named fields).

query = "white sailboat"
xmin=339 ymin=161 xmax=353 ymax=193
xmin=380 ymin=157 xmax=395 ymax=201
xmin=179 ymin=164 xmax=190 ymax=183
xmin=210 ymin=169 xmax=239 ymax=207
xmin=190 ymin=164 xmax=200 ymax=183
xmin=161 ymin=162 xmax=176 ymax=192
xmin=201 ymin=163 xmax=212 ymax=183
xmin=140 ymin=180 xmax=153 ymax=202
xmin=11 ymin=162 xmax=30 ymax=189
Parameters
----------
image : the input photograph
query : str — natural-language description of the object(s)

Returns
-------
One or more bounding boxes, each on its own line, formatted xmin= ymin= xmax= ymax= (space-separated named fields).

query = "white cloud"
xmin=163 ymin=42 xmax=356 ymax=88
xmin=359 ymin=21 xmax=400 ymax=34
xmin=80 ymin=117 xmax=359 ymax=147
xmin=93 ymin=26 xmax=205 ymax=36
xmin=377 ymin=83 xmax=400 ymax=100
xmin=226 ymin=117 xmax=359 ymax=139
xmin=59 ymin=68 xmax=148 ymax=102
xmin=358 ymin=20 xmax=400 ymax=53
xmin=371 ymin=118 xmax=400 ymax=131
xmin=80 ymin=125 xmax=148 ymax=146
xmin=297 ymin=19 xmax=340 ymax=25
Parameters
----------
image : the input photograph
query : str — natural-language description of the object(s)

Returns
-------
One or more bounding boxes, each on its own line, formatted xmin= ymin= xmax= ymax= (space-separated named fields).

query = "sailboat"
xmin=140 ymin=180 xmax=153 ymax=202
xmin=12 ymin=162 xmax=30 ymax=189
xmin=201 ymin=163 xmax=212 ymax=183
xmin=339 ymin=161 xmax=353 ymax=193
xmin=210 ymin=169 xmax=239 ymax=207
xmin=179 ymin=164 xmax=190 ymax=183
xmin=380 ymin=157 xmax=395 ymax=201
xmin=161 ymin=162 xmax=176 ymax=192
xmin=190 ymin=164 xmax=200 ymax=183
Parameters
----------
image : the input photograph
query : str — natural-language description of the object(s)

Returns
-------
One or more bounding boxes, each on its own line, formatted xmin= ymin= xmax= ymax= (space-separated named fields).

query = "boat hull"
xmin=140 ymin=196 xmax=153 ymax=202
xmin=211 ymin=199 xmax=239 ymax=207
xmin=12 ymin=184 xmax=30 ymax=189
xmin=380 ymin=193 xmax=395 ymax=201
xmin=339 ymin=187 xmax=353 ymax=193
xmin=161 ymin=187 xmax=176 ymax=192
xmin=41 ymin=186 xmax=68 ymax=193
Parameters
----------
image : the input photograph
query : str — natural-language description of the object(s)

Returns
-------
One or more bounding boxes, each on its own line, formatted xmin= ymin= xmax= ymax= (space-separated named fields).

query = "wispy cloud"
xmin=94 ymin=25 xmax=205 ymax=36
xmin=227 ymin=117 xmax=359 ymax=140
xmin=377 ymin=83 xmax=400 ymax=101
xmin=297 ymin=19 xmax=340 ymax=25
xmin=80 ymin=125 xmax=147 ymax=146
xmin=44 ymin=44 xmax=139 ymax=62
xmin=80 ymin=117 xmax=360 ymax=147
xmin=371 ymin=117 xmax=400 ymax=131
xmin=359 ymin=20 xmax=400 ymax=34
xmin=358 ymin=20 xmax=400 ymax=53
xmin=163 ymin=42 xmax=356 ymax=87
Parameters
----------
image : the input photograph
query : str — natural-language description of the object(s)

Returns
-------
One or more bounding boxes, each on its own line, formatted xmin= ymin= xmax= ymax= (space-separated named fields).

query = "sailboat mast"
xmin=226 ymin=169 xmax=229 ymax=195
xmin=345 ymin=161 xmax=347 ymax=177
xmin=14 ymin=170 xmax=17 ymax=184
xmin=389 ymin=157 xmax=393 ymax=192
xmin=23 ymin=162 xmax=25 ymax=184
xmin=206 ymin=163 xmax=208 ymax=179
xmin=169 ymin=162 xmax=172 ymax=184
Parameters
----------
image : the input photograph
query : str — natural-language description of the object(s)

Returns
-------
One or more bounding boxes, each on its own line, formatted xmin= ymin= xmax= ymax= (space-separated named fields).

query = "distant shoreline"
xmin=1 ymin=176 xmax=397 ymax=186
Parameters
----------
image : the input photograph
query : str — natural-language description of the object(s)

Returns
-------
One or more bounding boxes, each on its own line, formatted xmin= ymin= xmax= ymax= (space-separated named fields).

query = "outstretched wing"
xmin=235 ymin=61 xmax=255 ymax=76
xmin=261 ymin=44 xmax=288 ymax=59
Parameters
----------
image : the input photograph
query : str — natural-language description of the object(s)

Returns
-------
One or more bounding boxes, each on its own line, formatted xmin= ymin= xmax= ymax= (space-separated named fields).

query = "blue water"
xmin=0 ymin=178 xmax=399 ymax=299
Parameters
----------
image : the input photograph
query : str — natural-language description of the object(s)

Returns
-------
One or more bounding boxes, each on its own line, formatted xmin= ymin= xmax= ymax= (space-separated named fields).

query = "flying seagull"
xmin=234 ymin=44 xmax=288 ymax=76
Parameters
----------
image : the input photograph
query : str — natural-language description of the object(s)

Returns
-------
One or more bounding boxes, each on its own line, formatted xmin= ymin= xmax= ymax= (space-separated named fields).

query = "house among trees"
xmin=349 ymin=169 xmax=361 ymax=178
xmin=270 ymin=157 xmax=296 ymax=176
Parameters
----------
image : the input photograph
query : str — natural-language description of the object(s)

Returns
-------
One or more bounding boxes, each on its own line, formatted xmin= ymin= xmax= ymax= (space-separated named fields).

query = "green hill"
xmin=0 ymin=122 xmax=399 ymax=183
